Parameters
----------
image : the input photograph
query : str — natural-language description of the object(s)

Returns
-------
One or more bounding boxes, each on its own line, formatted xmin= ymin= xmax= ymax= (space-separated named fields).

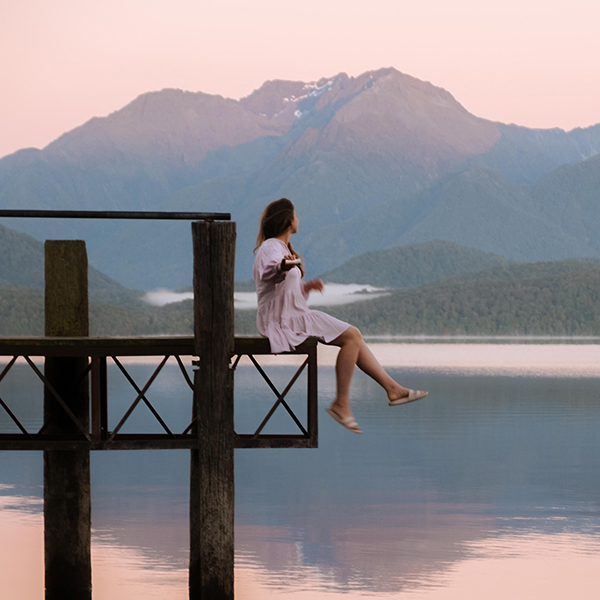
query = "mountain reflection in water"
xmin=1 ymin=344 xmax=600 ymax=599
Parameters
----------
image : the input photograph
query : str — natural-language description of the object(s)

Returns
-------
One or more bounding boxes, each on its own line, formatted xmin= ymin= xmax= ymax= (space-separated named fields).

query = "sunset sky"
xmin=1 ymin=0 xmax=599 ymax=158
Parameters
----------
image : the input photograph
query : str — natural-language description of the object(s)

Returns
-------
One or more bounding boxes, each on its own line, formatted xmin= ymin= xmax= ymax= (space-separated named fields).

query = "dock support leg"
xmin=190 ymin=221 xmax=236 ymax=599
xmin=43 ymin=240 xmax=91 ymax=600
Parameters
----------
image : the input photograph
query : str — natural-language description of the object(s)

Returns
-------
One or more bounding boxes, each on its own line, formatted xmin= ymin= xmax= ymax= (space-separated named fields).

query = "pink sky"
xmin=1 ymin=0 xmax=599 ymax=159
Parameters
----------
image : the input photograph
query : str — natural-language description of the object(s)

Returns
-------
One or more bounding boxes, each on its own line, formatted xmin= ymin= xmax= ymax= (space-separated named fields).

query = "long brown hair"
xmin=255 ymin=198 xmax=305 ymax=277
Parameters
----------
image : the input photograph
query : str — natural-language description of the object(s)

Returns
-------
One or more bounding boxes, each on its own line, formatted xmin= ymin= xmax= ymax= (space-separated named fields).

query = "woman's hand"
xmin=304 ymin=278 xmax=324 ymax=293
xmin=279 ymin=254 xmax=298 ymax=272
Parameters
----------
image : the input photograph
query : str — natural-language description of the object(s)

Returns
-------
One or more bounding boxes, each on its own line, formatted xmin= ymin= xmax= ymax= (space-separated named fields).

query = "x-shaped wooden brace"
xmin=109 ymin=356 xmax=172 ymax=440
xmin=247 ymin=354 xmax=309 ymax=439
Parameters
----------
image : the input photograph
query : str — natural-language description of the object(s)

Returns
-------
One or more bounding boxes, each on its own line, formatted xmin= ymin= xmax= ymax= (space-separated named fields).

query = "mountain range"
xmin=1 ymin=67 xmax=599 ymax=289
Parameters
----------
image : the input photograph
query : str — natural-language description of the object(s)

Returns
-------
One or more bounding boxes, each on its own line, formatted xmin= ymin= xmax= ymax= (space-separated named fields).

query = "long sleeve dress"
xmin=253 ymin=238 xmax=351 ymax=353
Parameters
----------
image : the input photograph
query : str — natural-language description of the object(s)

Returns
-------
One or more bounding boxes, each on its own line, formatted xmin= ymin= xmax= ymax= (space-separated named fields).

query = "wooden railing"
xmin=0 ymin=336 xmax=318 ymax=451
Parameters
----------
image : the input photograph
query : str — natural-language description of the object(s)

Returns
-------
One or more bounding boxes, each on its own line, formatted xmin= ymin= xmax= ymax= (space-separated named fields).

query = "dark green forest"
xmin=0 ymin=286 xmax=194 ymax=336
xmin=324 ymin=261 xmax=600 ymax=336
xmin=4 ymin=260 xmax=600 ymax=337
xmin=318 ymin=240 xmax=512 ymax=288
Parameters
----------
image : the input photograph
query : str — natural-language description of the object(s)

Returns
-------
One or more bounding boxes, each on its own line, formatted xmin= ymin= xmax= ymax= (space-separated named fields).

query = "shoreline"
xmin=3 ymin=341 xmax=600 ymax=378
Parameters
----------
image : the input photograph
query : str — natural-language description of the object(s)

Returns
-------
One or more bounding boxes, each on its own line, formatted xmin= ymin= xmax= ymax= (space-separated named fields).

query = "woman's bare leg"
xmin=356 ymin=341 xmax=411 ymax=402
xmin=329 ymin=328 xmax=412 ymax=404
xmin=328 ymin=327 xmax=362 ymax=424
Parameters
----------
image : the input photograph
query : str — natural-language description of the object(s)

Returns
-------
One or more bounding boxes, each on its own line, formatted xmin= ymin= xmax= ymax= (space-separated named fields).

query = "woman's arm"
xmin=302 ymin=278 xmax=324 ymax=299
xmin=255 ymin=244 xmax=292 ymax=284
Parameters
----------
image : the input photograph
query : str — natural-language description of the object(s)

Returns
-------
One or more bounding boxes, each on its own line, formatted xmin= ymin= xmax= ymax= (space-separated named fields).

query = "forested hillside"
xmin=0 ymin=287 xmax=192 ymax=336
xmin=319 ymin=240 xmax=512 ymax=288
xmin=0 ymin=223 xmax=144 ymax=307
xmin=3 ymin=259 xmax=600 ymax=337
xmin=324 ymin=261 xmax=600 ymax=335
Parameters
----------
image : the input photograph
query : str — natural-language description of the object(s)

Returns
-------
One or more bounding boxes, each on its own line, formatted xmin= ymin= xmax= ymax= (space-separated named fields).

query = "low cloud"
xmin=143 ymin=283 xmax=389 ymax=309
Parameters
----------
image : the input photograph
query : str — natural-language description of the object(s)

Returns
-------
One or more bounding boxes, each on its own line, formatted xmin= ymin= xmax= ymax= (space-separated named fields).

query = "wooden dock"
xmin=0 ymin=217 xmax=319 ymax=599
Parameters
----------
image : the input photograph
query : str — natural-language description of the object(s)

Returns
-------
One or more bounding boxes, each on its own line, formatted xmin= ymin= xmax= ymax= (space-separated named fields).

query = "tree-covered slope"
xmin=318 ymin=240 xmax=512 ymax=288
xmin=4 ymin=259 xmax=600 ymax=337
xmin=0 ymin=287 xmax=192 ymax=336
xmin=324 ymin=260 xmax=600 ymax=336
xmin=0 ymin=223 xmax=143 ymax=307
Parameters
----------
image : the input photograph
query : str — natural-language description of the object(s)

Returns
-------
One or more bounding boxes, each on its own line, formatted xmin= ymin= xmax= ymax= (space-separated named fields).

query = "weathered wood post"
xmin=190 ymin=221 xmax=236 ymax=599
xmin=44 ymin=240 xmax=91 ymax=600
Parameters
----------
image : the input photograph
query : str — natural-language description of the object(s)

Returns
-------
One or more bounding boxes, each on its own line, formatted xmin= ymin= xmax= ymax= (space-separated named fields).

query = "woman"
xmin=253 ymin=198 xmax=427 ymax=434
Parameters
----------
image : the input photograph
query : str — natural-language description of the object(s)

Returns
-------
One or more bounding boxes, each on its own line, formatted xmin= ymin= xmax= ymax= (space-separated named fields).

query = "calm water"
xmin=1 ymin=344 xmax=600 ymax=599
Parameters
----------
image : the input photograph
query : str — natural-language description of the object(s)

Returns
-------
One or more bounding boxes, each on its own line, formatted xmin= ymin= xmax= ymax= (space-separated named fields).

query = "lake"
xmin=1 ymin=343 xmax=600 ymax=599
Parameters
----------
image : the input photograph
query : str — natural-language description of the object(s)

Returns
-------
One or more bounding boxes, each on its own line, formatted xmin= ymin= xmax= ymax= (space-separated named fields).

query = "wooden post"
xmin=44 ymin=241 xmax=91 ymax=600
xmin=307 ymin=342 xmax=318 ymax=446
xmin=190 ymin=221 xmax=236 ymax=599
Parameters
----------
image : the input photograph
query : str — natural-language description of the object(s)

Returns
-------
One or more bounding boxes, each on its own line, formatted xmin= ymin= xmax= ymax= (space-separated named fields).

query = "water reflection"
xmin=1 ymin=345 xmax=600 ymax=599
xmin=236 ymin=531 xmax=600 ymax=599
xmin=0 ymin=494 xmax=188 ymax=600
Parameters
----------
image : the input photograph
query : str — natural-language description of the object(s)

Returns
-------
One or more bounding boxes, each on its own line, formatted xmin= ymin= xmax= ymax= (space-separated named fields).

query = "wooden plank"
xmin=235 ymin=434 xmax=317 ymax=449
xmin=0 ymin=433 xmax=318 ymax=451
xmin=0 ymin=336 xmax=196 ymax=356
xmin=233 ymin=335 xmax=318 ymax=355
xmin=190 ymin=221 xmax=236 ymax=600
xmin=0 ymin=335 xmax=317 ymax=356
xmin=43 ymin=241 xmax=91 ymax=600
xmin=0 ymin=434 xmax=197 ymax=451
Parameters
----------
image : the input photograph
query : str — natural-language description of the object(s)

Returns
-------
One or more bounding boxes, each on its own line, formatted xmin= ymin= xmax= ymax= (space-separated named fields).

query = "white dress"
xmin=253 ymin=238 xmax=351 ymax=353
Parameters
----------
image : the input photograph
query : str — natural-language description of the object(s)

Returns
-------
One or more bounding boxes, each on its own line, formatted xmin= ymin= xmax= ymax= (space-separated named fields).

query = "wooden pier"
xmin=0 ymin=216 xmax=318 ymax=599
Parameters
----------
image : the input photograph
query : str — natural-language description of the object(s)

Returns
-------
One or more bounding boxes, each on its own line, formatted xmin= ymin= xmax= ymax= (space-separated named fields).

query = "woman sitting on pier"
xmin=253 ymin=198 xmax=428 ymax=434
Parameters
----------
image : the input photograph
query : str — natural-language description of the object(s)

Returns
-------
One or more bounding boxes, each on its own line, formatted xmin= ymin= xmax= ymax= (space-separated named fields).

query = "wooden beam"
xmin=0 ymin=433 xmax=318 ymax=451
xmin=234 ymin=434 xmax=317 ymax=449
xmin=0 ymin=336 xmax=196 ymax=356
xmin=0 ymin=335 xmax=317 ymax=357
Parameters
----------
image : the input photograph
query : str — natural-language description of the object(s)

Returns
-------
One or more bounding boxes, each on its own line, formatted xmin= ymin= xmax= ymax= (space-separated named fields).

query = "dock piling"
xmin=43 ymin=240 xmax=92 ymax=600
xmin=190 ymin=221 xmax=236 ymax=599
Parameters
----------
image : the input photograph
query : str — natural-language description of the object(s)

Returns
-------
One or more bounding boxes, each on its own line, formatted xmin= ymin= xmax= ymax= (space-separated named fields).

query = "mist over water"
xmin=142 ymin=283 xmax=389 ymax=309
xmin=2 ymin=343 xmax=600 ymax=599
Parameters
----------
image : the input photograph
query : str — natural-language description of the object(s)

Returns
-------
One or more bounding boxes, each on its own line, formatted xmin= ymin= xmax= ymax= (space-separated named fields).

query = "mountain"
xmin=0 ymin=223 xmax=143 ymax=307
xmin=468 ymin=122 xmax=600 ymax=184
xmin=318 ymin=240 xmax=512 ymax=288
xmin=300 ymin=156 xmax=600 ymax=272
xmin=529 ymin=153 xmax=600 ymax=246
xmin=1 ymin=67 xmax=600 ymax=288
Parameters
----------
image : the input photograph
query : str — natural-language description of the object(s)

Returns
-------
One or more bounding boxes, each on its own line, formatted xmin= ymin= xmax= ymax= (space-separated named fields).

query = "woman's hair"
xmin=255 ymin=197 xmax=304 ymax=277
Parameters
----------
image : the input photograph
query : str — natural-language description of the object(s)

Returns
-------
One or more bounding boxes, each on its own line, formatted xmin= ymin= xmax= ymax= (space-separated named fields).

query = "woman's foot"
xmin=388 ymin=389 xmax=428 ymax=406
xmin=326 ymin=402 xmax=362 ymax=434
xmin=387 ymin=383 xmax=411 ymax=403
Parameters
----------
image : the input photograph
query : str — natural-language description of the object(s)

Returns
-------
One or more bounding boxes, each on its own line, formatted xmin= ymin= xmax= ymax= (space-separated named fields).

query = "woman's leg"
xmin=328 ymin=327 xmax=362 ymax=420
xmin=329 ymin=328 xmax=412 ymax=405
xmin=356 ymin=341 xmax=411 ymax=402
